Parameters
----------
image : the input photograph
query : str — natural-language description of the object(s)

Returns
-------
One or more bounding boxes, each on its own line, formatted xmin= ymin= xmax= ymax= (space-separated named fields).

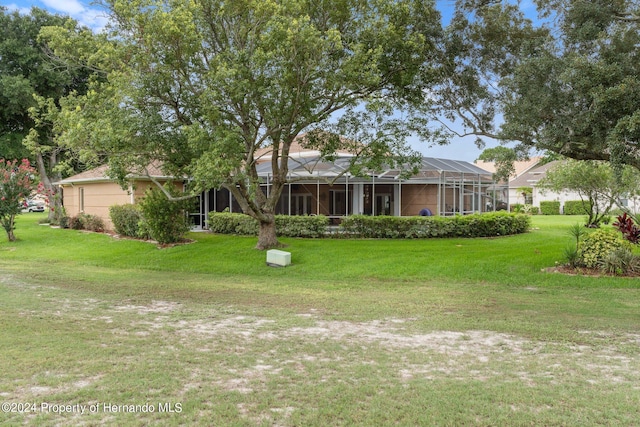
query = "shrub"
xmin=69 ymin=214 xmax=86 ymax=230
xmin=563 ymin=200 xmax=591 ymax=215
xmin=110 ymin=204 xmax=145 ymax=238
xmin=339 ymin=212 xmax=529 ymax=239
xmin=598 ymin=247 xmax=640 ymax=276
xmin=613 ymin=212 xmax=640 ymax=244
xmin=69 ymin=213 xmax=104 ymax=232
xmin=540 ymin=201 xmax=561 ymax=215
xmin=275 ymin=215 xmax=328 ymax=238
xmin=208 ymin=212 xmax=258 ymax=235
xmin=84 ymin=215 xmax=105 ymax=232
xmin=510 ymin=204 xmax=524 ymax=213
xmin=207 ymin=212 xmax=328 ymax=238
xmin=207 ymin=212 xmax=529 ymax=239
xmin=138 ymin=186 xmax=194 ymax=244
xmin=579 ymin=229 xmax=632 ymax=268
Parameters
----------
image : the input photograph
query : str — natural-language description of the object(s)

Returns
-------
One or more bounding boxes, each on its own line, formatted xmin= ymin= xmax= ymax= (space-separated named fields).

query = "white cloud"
xmin=77 ymin=8 xmax=110 ymax=32
xmin=3 ymin=3 xmax=33 ymax=15
xmin=40 ymin=0 xmax=85 ymax=15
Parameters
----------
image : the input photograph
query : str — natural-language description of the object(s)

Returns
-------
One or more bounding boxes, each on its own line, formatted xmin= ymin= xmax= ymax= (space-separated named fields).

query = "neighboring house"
xmin=475 ymin=157 xmax=543 ymax=207
xmin=476 ymin=158 xmax=581 ymax=210
xmin=484 ymin=159 xmax=640 ymax=213
xmin=57 ymin=146 xmax=505 ymax=231
xmin=57 ymin=163 xmax=180 ymax=230
xmin=507 ymin=160 xmax=583 ymax=209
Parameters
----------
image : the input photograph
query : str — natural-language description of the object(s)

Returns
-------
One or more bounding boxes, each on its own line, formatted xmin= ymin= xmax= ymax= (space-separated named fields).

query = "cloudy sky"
xmin=2 ymin=0 xmax=511 ymax=163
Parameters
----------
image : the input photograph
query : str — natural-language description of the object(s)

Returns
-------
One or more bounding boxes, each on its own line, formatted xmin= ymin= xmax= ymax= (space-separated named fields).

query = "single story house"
xmin=56 ymin=162 xmax=180 ymax=230
xmin=57 ymin=149 xmax=505 ymax=231
xmin=477 ymin=158 xmax=640 ymax=213
xmin=191 ymin=149 xmax=505 ymax=228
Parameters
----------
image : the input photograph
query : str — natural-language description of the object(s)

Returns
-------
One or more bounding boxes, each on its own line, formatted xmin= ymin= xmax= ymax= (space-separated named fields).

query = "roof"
xmin=57 ymin=161 xmax=173 ymax=185
xmin=256 ymin=154 xmax=494 ymax=182
xmin=509 ymin=160 xmax=561 ymax=188
xmin=254 ymin=133 xmax=357 ymax=163
xmin=475 ymin=157 xmax=543 ymax=181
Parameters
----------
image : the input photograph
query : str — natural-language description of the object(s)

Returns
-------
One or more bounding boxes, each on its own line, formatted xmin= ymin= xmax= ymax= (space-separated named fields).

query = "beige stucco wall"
xmin=61 ymin=180 xmax=183 ymax=231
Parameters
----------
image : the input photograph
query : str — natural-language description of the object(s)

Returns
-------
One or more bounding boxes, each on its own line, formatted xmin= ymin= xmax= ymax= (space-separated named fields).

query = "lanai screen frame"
xmin=253 ymin=155 xmax=506 ymax=217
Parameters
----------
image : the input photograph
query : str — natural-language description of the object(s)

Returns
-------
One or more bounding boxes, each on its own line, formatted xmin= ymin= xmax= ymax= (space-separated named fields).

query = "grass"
xmin=1 ymin=213 xmax=639 ymax=426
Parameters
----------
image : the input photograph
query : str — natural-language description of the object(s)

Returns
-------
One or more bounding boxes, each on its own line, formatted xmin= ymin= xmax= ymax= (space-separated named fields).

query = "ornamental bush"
xmin=69 ymin=213 xmax=105 ymax=232
xmin=207 ymin=212 xmax=328 ymax=238
xmin=138 ymin=186 xmax=194 ymax=244
xmin=599 ymin=247 xmax=640 ymax=276
xmin=579 ymin=229 xmax=632 ymax=268
xmin=339 ymin=212 xmax=530 ymax=239
xmin=69 ymin=214 xmax=86 ymax=230
xmin=563 ymin=200 xmax=590 ymax=215
xmin=540 ymin=201 xmax=561 ymax=215
xmin=109 ymin=204 xmax=146 ymax=238
xmin=207 ymin=212 xmax=529 ymax=239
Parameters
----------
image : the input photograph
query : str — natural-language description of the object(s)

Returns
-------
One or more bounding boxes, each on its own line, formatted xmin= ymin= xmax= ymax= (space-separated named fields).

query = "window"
xmin=330 ymin=190 xmax=350 ymax=216
xmin=79 ymin=187 xmax=85 ymax=212
xmin=291 ymin=194 xmax=312 ymax=215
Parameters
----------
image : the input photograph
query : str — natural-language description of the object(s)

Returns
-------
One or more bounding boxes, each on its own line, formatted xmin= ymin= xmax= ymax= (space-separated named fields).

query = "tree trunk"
xmin=256 ymin=216 xmax=282 ymax=250
xmin=34 ymin=152 xmax=62 ymax=223
xmin=4 ymin=215 xmax=16 ymax=242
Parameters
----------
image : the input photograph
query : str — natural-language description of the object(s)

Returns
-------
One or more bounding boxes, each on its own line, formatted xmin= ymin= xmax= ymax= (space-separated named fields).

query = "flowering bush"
xmin=0 ymin=159 xmax=38 ymax=241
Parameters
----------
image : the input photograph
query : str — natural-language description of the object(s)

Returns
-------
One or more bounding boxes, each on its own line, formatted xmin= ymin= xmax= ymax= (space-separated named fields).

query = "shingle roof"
xmin=57 ymin=161 xmax=171 ymax=185
xmin=509 ymin=160 xmax=561 ymax=187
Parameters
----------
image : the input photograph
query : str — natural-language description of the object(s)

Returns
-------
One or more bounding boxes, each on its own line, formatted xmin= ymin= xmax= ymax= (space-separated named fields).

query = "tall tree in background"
xmin=499 ymin=0 xmax=640 ymax=171
xmin=45 ymin=0 xmax=442 ymax=249
xmin=0 ymin=7 xmax=92 ymax=221
xmin=431 ymin=0 xmax=548 ymax=153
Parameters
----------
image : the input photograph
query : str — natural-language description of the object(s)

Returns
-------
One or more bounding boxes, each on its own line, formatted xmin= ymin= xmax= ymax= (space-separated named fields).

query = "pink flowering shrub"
xmin=0 ymin=159 xmax=38 ymax=241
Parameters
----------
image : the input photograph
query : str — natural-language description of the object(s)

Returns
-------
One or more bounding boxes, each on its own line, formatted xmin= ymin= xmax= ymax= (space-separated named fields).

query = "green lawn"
xmin=1 ymin=214 xmax=639 ymax=426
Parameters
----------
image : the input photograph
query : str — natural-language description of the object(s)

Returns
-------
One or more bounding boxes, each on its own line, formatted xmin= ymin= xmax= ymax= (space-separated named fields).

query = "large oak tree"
xmin=46 ymin=0 xmax=442 ymax=249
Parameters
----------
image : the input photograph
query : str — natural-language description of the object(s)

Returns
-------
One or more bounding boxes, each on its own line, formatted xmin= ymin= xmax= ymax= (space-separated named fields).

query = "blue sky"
xmin=2 ymin=0 xmax=518 ymax=163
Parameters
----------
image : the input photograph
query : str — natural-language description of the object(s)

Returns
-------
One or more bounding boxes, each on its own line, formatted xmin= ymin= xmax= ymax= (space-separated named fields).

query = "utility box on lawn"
xmin=266 ymin=249 xmax=291 ymax=267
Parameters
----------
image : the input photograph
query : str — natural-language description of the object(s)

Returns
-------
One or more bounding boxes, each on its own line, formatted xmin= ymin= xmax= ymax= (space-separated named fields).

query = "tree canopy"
xmin=45 ymin=0 xmax=443 ymax=249
xmin=445 ymin=0 xmax=640 ymax=171
xmin=0 ymin=7 xmax=94 ymax=221
xmin=537 ymin=159 xmax=640 ymax=227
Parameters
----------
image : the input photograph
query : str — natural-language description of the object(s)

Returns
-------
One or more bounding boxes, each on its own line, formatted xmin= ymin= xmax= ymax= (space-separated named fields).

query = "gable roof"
xmin=509 ymin=160 xmax=561 ymax=188
xmin=254 ymin=133 xmax=357 ymax=163
xmin=475 ymin=157 xmax=543 ymax=181
xmin=57 ymin=161 xmax=173 ymax=185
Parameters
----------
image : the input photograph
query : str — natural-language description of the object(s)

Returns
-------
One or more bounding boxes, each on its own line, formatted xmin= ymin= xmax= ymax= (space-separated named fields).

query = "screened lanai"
xmin=191 ymin=153 xmax=508 ymax=228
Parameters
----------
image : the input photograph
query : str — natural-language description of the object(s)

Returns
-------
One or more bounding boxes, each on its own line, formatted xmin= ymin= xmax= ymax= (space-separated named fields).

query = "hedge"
xmin=540 ymin=201 xmax=561 ymax=215
xmin=207 ymin=212 xmax=328 ymax=238
xmin=339 ymin=212 xmax=530 ymax=238
xmin=563 ymin=200 xmax=591 ymax=215
xmin=208 ymin=212 xmax=529 ymax=239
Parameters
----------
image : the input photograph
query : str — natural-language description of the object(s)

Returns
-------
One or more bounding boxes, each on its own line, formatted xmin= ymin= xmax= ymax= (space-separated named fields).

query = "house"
xmin=57 ymin=162 xmax=181 ymax=230
xmin=57 ymin=149 xmax=505 ymax=231
xmin=508 ymin=160 xmax=640 ymax=213
xmin=191 ymin=147 xmax=505 ymax=227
